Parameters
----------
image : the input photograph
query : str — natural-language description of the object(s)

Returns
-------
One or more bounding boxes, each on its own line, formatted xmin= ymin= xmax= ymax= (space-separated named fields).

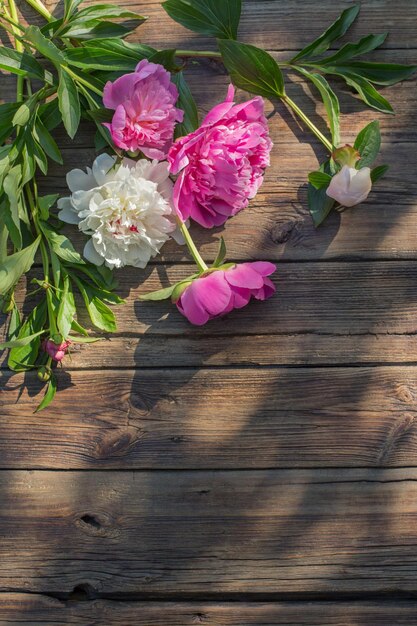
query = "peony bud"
xmin=42 ymin=338 xmax=71 ymax=362
xmin=326 ymin=165 xmax=372 ymax=208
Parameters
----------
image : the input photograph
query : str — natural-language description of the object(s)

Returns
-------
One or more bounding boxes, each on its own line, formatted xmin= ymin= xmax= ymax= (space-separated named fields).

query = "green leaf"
xmin=76 ymin=280 xmax=117 ymax=332
xmin=12 ymin=103 xmax=31 ymax=127
xmin=213 ymin=236 xmax=227 ymax=267
xmin=39 ymin=98 xmax=62 ymax=132
xmin=57 ymin=275 xmax=76 ymax=338
xmin=329 ymin=70 xmax=394 ymax=114
xmin=292 ymin=5 xmax=360 ymax=61
xmin=61 ymin=20 xmax=132 ymax=40
xmin=218 ymin=40 xmax=285 ymax=98
xmin=297 ymin=69 xmax=340 ymax=146
xmin=354 ymin=120 xmax=381 ymax=167
xmin=38 ymin=194 xmax=59 ymax=221
xmin=64 ymin=46 xmax=139 ymax=71
xmin=0 ymin=46 xmax=45 ymax=80
xmin=64 ymin=0 xmax=83 ymax=19
xmin=8 ymin=299 xmax=47 ymax=371
xmin=25 ymin=25 xmax=66 ymax=68
xmin=172 ymin=72 xmax=199 ymax=137
xmin=371 ymin=164 xmax=389 ymax=183
xmin=3 ymin=165 xmax=22 ymax=248
xmin=138 ymin=284 xmax=177 ymax=301
xmin=0 ymin=103 xmax=20 ymax=143
xmin=34 ymin=117 xmax=63 ymax=165
xmin=338 ymin=61 xmax=417 ymax=86
xmin=318 ymin=33 xmax=388 ymax=65
xmin=2 ymin=196 xmax=22 ymax=250
xmin=6 ymin=304 xmax=20 ymax=340
xmin=57 ymin=69 xmax=81 ymax=139
xmin=35 ymin=374 xmax=57 ymax=413
xmin=39 ymin=221 xmax=85 ymax=264
xmin=28 ymin=134 xmax=48 ymax=175
xmin=308 ymin=171 xmax=332 ymax=189
xmin=308 ymin=161 xmax=335 ymax=227
xmin=70 ymin=4 xmax=146 ymax=22
xmin=149 ymin=49 xmax=181 ymax=71
xmin=21 ymin=145 xmax=36 ymax=186
xmin=0 ymin=329 xmax=45 ymax=350
xmin=163 ymin=0 xmax=241 ymax=40
xmin=0 ymin=220 xmax=8 ymax=265
xmin=83 ymin=38 xmax=156 ymax=59
xmin=0 ymin=236 xmax=41 ymax=296
xmin=87 ymin=107 xmax=113 ymax=124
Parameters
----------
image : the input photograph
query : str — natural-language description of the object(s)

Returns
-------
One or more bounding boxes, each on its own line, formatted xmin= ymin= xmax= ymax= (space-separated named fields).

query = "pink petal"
xmin=225 ymin=264 xmax=265 ymax=289
xmin=191 ymin=272 xmax=232 ymax=315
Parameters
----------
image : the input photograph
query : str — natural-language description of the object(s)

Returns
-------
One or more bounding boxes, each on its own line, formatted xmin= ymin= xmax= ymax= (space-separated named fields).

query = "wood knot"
xmin=192 ymin=614 xmax=208 ymax=624
xmin=270 ymin=220 xmax=299 ymax=244
xmin=75 ymin=512 xmax=120 ymax=538
xmin=395 ymin=384 xmax=414 ymax=404
xmin=67 ymin=583 xmax=97 ymax=602
xmin=94 ymin=428 xmax=142 ymax=460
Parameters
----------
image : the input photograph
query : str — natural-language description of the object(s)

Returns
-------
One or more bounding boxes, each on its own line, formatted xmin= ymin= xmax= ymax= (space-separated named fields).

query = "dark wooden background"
xmin=1 ymin=0 xmax=417 ymax=623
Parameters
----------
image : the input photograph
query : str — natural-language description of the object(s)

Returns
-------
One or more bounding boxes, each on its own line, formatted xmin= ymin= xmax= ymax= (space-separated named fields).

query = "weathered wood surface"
xmin=0 ymin=469 xmax=416 ymax=594
xmin=1 ymin=367 xmax=417 ymax=469
xmin=1 ymin=0 xmax=417 ymax=621
xmin=1 ymin=596 xmax=417 ymax=626
xmin=3 ymin=261 xmax=417 ymax=367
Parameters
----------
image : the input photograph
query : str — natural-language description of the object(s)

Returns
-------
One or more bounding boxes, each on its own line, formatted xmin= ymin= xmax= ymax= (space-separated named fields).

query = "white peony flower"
xmin=326 ymin=165 xmax=372 ymax=208
xmin=57 ymin=154 xmax=177 ymax=269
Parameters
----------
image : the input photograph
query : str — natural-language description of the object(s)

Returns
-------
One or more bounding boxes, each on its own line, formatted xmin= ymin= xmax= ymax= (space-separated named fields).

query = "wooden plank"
xmin=1 ymin=595 xmax=417 ymax=625
xmin=1 ymin=367 xmax=417 ymax=468
xmin=3 ymin=261 xmax=417 ymax=368
xmin=0 ymin=468 xmax=416 ymax=594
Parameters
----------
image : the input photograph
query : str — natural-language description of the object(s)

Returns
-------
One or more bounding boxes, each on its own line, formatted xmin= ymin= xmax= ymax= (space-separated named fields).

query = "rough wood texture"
xmin=1 ymin=0 xmax=417 ymax=621
xmin=1 ymin=596 xmax=416 ymax=625
xmin=0 ymin=469 xmax=416 ymax=594
xmin=3 ymin=261 xmax=417 ymax=368
xmin=1 ymin=367 xmax=417 ymax=469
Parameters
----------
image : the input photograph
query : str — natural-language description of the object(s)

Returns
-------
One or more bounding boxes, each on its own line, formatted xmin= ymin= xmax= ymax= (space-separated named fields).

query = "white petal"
xmin=349 ymin=167 xmax=372 ymax=200
xmin=66 ymin=168 xmax=96 ymax=193
xmin=57 ymin=197 xmax=80 ymax=224
xmin=326 ymin=166 xmax=354 ymax=206
xmin=92 ymin=153 xmax=117 ymax=186
xmin=83 ymin=239 xmax=105 ymax=266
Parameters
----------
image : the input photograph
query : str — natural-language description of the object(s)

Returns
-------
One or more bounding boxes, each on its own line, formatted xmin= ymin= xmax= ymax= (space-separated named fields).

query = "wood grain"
xmin=1 ymin=0 xmax=417 ymax=614
xmin=1 ymin=596 xmax=416 ymax=625
xmin=3 ymin=261 xmax=417 ymax=368
xmin=1 ymin=367 xmax=416 ymax=469
xmin=0 ymin=468 xmax=416 ymax=594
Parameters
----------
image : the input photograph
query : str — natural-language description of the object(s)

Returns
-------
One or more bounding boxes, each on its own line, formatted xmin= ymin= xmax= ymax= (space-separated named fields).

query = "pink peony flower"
xmin=103 ymin=59 xmax=184 ymax=159
xmin=175 ymin=261 xmax=276 ymax=325
xmin=168 ymin=85 xmax=272 ymax=228
xmin=42 ymin=338 xmax=71 ymax=362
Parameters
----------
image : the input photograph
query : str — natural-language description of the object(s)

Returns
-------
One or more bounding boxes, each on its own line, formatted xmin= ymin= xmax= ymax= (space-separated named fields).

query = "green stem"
xmin=24 ymin=0 xmax=53 ymax=22
xmin=7 ymin=0 xmax=24 ymax=102
xmin=63 ymin=66 xmax=103 ymax=97
xmin=282 ymin=94 xmax=333 ymax=152
xmin=175 ymin=49 xmax=222 ymax=59
xmin=176 ymin=218 xmax=208 ymax=272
